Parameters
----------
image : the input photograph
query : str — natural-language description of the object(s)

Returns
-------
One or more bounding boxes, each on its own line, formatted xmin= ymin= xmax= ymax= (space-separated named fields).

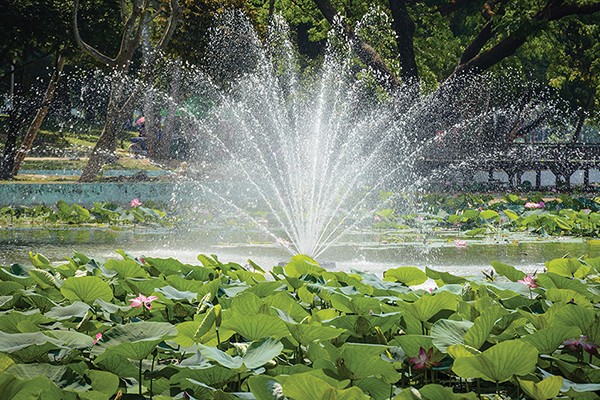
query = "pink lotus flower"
xmin=409 ymin=347 xmax=440 ymax=369
xmin=517 ymin=274 xmax=539 ymax=289
xmin=563 ymin=336 xmax=598 ymax=355
xmin=454 ymin=239 xmax=467 ymax=248
xmin=130 ymin=198 xmax=142 ymax=207
xmin=93 ymin=332 xmax=102 ymax=344
xmin=374 ymin=214 xmax=382 ymax=222
xmin=130 ymin=293 xmax=158 ymax=310
xmin=525 ymin=202 xmax=544 ymax=209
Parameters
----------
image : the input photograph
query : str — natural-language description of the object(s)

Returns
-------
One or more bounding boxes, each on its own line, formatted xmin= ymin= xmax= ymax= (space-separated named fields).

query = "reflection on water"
xmin=1 ymin=227 xmax=598 ymax=277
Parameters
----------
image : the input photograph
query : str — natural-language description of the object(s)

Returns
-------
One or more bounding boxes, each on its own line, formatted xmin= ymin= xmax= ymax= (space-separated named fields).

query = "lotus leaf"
xmin=221 ymin=312 xmax=289 ymax=340
xmin=463 ymin=306 xmax=508 ymax=349
xmin=384 ymin=267 xmax=427 ymax=286
xmin=93 ymin=321 xmax=177 ymax=361
xmin=45 ymin=301 xmax=90 ymax=320
xmin=545 ymin=258 xmax=591 ymax=278
xmin=521 ymin=325 xmax=581 ymax=354
xmin=491 ymin=261 xmax=525 ymax=282
xmin=518 ymin=375 xmax=563 ymax=400
xmin=277 ymin=372 xmax=369 ymax=400
xmin=60 ymin=276 xmax=113 ymax=304
xmin=284 ymin=254 xmax=324 ymax=277
xmin=451 ymin=340 xmax=538 ymax=383
xmin=430 ymin=319 xmax=473 ymax=351
xmin=409 ymin=291 xmax=458 ymax=322
xmin=420 ymin=384 xmax=478 ymax=399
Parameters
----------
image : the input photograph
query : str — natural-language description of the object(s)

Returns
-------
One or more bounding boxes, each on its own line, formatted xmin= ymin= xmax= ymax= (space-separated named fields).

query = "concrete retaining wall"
xmin=0 ymin=182 xmax=200 ymax=206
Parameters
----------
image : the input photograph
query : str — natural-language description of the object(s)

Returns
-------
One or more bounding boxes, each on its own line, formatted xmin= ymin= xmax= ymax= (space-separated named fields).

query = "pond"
xmin=1 ymin=226 xmax=598 ymax=277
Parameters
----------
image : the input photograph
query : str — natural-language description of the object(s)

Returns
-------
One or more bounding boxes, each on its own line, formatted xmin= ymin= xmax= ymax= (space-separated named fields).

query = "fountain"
xmin=163 ymin=13 xmax=433 ymax=260
xmin=135 ymin=10 xmax=579 ymax=265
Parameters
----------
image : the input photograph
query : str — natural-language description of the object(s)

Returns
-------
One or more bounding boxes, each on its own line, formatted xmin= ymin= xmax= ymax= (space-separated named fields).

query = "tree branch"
xmin=389 ymin=0 xmax=419 ymax=84
xmin=156 ymin=0 xmax=182 ymax=51
xmin=312 ymin=0 xmax=400 ymax=88
xmin=450 ymin=0 xmax=600 ymax=78
xmin=72 ymin=0 xmax=116 ymax=67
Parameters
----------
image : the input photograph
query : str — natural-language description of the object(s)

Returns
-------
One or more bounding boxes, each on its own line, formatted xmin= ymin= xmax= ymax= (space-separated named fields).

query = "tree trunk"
xmin=158 ymin=61 xmax=181 ymax=160
xmin=78 ymin=77 xmax=127 ymax=182
xmin=12 ymin=53 xmax=66 ymax=176
xmin=572 ymin=90 xmax=594 ymax=143
xmin=0 ymin=63 xmax=26 ymax=180
xmin=388 ymin=0 xmax=418 ymax=85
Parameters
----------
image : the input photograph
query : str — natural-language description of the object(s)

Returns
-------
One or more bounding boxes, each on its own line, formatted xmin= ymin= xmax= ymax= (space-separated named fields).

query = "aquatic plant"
xmin=0 ymin=251 xmax=598 ymax=398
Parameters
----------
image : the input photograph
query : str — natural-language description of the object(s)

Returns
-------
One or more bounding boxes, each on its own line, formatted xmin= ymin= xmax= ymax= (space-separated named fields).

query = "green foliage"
xmin=0 ymin=201 xmax=171 ymax=227
xmin=0 ymin=251 xmax=599 ymax=398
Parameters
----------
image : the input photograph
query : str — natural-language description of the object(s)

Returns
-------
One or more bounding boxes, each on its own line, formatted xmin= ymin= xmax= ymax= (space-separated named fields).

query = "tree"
xmin=0 ymin=0 xmax=72 ymax=180
xmin=72 ymin=0 xmax=182 ymax=182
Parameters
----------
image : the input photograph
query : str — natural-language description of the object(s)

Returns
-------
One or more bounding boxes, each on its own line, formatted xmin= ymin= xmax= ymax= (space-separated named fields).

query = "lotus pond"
xmin=0 ymin=252 xmax=599 ymax=399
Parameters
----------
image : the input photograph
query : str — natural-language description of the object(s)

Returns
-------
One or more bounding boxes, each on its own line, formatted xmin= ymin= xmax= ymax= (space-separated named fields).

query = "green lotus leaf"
xmin=463 ymin=306 xmax=508 ymax=349
xmin=352 ymin=377 xmax=390 ymax=400
xmin=480 ymin=210 xmax=499 ymax=220
xmin=425 ymin=267 xmax=467 ymax=285
xmin=338 ymin=343 xmax=400 ymax=384
xmin=410 ymin=291 xmax=458 ymax=322
xmin=0 ymin=375 xmax=66 ymax=400
xmin=0 ymin=352 xmax=15 ymax=373
xmin=535 ymin=273 xmax=591 ymax=297
xmin=103 ymin=258 xmax=149 ymax=278
xmin=195 ymin=306 xmax=218 ymax=340
xmin=87 ymin=370 xmax=119 ymax=396
xmin=221 ymin=312 xmax=289 ymax=341
xmin=124 ymin=277 xmax=167 ymax=296
xmin=491 ymin=261 xmax=526 ymax=282
xmin=0 ymin=310 xmax=54 ymax=333
xmin=229 ymin=291 xmax=263 ymax=315
xmin=247 ymin=281 xmax=286 ymax=298
xmin=277 ymin=371 xmax=370 ymax=400
xmin=173 ymin=365 xmax=237 ymax=393
xmin=264 ymin=292 xmax=310 ymax=321
xmin=197 ymin=277 xmax=224 ymax=300
xmin=94 ymin=353 xmax=139 ymax=378
xmin=284 ymin=254 xmax=324 ymax=278
xmin=431 ymin=319 xmax=473 ymax=352
xmin=29 ymin=269 xmax=61 ymax=288
xmin=393 ymin=387 xmax=423 ymax=400
xmin=546 ymin=288 xmax=591 ymax=307
xmin=0 ymin=295 xmax=13 ymax=310
xmin=552 ymin=305 xmax=596 ymax=332
xmin=248 ymin=375 xmax=285 ymax=400
xmin=518 ymin=376 xmax=563 ymax=400
xmin=60 ymin=276 xmax=113 ymax=304
xmin=286 ymin=322 xmax=345 ymax=345
xmin=384 ymin=267 xmax=427 ymax=286
xmin=46 ymin=330 xmax=95 ymax=349
xmin=419 ymin=384 xmax=478 ymax=399
xmin=545 ymin=258 xmax=591 ymax=278
xmin=197 ymin=343 xmax=243 ymax=369
xmin=392 ymin=335 xmax=437 ymax=360
xmin=243 ymin=337 xmax=284 ymax=369
xmin=164 ymin=275 xmax=206 ymax=293
xmin=45 ymin=301 xmax=90 ymax=321
xmin=452 ymin=340 xmax=538 ymax=383
xmin=29 ymin=252 xmax=51 ymax=268
xmin=521 ymin=325 xmax=581 ymax=354
xmin=93 ymin=298 xmax=131 ymax=314
xmin=94 ymin=321 xmax=177 ymax=361
xmin=0 ymin=331 xmax=63 ymax=353
xmin=154 ymin=285 xmax=197 ymax=302
xmin=0 ymin=267 xmax=33 ymax=285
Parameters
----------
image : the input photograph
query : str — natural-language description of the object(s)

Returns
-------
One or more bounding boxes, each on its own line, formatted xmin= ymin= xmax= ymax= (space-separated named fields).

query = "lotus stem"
xmin=139 ymin=359 xmax=143 ymax=395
